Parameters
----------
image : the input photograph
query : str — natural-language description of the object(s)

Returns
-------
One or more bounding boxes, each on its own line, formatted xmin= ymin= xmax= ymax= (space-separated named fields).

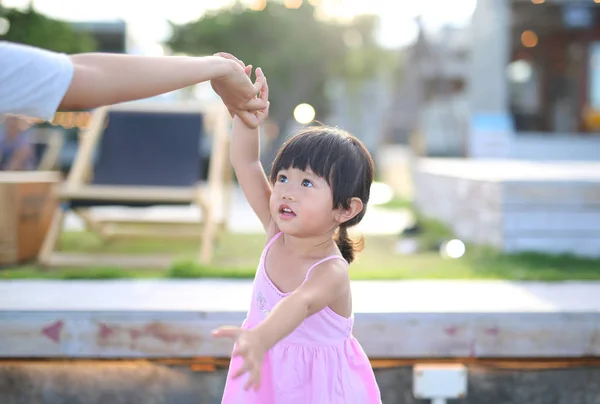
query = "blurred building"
xmin=476 ymin=0 xmax=600 ymax=161
xmin=405 ymin=0 xmax=600 ymax=258
xmin=386 ymin=21 xmax=470 ymax=157
xmin=509 ymin=0 xmax=599 ymax=135
xmin=392 ymin=0 xmax=600 ymax=161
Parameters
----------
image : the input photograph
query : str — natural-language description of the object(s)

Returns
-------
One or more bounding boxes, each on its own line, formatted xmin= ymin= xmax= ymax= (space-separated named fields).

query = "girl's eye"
xmin=278 ymin=175 xmax=288 ymax=183
xmin=301 ymin=179 xmax=313 ymax=187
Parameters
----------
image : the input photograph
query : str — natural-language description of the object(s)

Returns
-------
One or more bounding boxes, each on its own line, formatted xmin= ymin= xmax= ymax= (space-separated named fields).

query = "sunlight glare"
xmin=2 ymin=0 xmax=477 ymax=50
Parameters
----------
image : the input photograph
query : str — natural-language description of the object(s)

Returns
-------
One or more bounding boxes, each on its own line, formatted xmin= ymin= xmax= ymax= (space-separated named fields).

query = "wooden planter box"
xmin=0 ymin=172 xmax=61 ymax=265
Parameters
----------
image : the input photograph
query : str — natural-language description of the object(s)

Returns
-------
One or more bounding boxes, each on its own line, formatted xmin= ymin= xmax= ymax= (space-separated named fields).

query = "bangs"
xmin=270 ymin=131 xmax=340 ymax=185
xmin=269 ymin=126 xmax=374 ymax=211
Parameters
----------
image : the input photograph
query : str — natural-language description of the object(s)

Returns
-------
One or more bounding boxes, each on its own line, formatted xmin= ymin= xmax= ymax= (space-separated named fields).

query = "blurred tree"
xmin=168 ymin=1 xmax=396 ymax=161
xmin=0 ymin=5 xmax=96 ymax=53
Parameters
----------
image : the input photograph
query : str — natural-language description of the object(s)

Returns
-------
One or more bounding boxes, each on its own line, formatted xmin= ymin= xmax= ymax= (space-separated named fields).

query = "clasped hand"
xmin=211 ymin=52 xmax=269 ymax=128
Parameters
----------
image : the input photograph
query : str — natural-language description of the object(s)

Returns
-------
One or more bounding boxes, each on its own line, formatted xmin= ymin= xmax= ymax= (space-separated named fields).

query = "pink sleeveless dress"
xmin=221 ymin=232 xmax=382 ymax=404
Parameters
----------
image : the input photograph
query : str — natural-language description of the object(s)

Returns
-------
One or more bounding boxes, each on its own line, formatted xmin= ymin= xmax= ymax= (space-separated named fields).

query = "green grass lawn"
xmin=1 ymin=228 xmax=599 ymax=281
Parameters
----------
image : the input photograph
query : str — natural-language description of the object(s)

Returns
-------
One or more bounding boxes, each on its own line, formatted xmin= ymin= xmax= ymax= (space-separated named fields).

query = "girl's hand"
xmin=212 ymin=326 xmax=267 ymax=391
xmin=253 ymin=68 xmax=270 ymax=125
xmin=233 ymin=67 xmax=269 ymax=129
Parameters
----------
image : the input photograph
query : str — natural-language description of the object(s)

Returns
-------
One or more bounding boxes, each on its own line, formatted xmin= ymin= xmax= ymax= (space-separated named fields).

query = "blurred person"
xmin=0 ymin=115 xmax=35 ymax=171
xmin=0 ymin=41 xmax=266 ymax=128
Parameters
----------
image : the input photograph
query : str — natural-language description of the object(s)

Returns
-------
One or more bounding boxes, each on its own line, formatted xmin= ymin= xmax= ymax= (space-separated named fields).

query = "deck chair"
xmin=30 ymin=128 xmax=65 ymax=171
xmin=38 ymin=101 xmax=232 ymax=269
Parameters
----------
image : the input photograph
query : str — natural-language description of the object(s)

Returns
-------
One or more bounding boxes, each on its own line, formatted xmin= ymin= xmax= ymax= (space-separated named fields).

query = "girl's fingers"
xmin=258 ymin=70 xmax=268 ymax=101
xmin=211 ymin=326 xmax=243 ymax=339
xmin=237 ymin=110 xmax=259 ymax=128
xmin=244 ymin=97 xmax=268 ymax=111
xmin=252 ymin=67 xmax=266 ymax=94
xmin=233 ymin=363 xmax=248 ymax=379
xmin=244 ymin=370 xmax=260 ymax=391
xmin=256 ymin=102 xmax=270 ymax=124
xmin=254 ymin=370 xmax=262 ymax=391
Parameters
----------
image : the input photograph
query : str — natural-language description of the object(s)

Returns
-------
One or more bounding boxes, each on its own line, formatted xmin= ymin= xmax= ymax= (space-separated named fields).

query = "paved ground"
xmin=2 ymin=279 xmax=600 ymax=313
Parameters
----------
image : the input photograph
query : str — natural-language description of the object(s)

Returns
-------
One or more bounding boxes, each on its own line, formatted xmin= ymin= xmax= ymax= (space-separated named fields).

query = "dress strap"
xmin=303 ymin=255 xmax=348 ymax=282
xmin=261 ymin=231 xmax=282 ymax=261
xmin=266 ymin=231 xmax=283 ymax=249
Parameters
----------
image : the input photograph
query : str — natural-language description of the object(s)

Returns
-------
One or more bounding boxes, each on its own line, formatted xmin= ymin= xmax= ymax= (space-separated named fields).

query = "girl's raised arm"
xmin=230 ymin=69 xmax=272 ymax=231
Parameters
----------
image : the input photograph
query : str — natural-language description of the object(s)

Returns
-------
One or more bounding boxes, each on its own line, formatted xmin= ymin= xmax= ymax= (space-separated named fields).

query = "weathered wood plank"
xmin=58 ymin=185 xmax=198 ymax=203
xmin=1 ymin=311 xmax=598 ymax=359
xmin=1 ymin=280 xmax=600 ymax=359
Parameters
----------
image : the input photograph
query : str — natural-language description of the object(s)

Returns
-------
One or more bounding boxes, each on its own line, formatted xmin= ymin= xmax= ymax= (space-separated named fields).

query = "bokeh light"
xmin=0 ymin=17 xmax=10 ymax=36
xmin=293 ymin=103 xmax=316 ymax=124
xmin=250 ymin=0 xmax=267 ymax=11
xmin=440 ymin=239 xmax=466 ymax=259
xmin=521 ymin=30 xmax=539 ymax=48
xmin=283 ymin=0 xmax=302 ymax=9
xmin=369 ymin=182 xmax=394 ymax=206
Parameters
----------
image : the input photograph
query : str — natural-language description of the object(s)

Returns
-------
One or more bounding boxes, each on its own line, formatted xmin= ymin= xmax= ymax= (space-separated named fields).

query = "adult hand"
xmin=211 ymin=53 xmax=266 ymax=128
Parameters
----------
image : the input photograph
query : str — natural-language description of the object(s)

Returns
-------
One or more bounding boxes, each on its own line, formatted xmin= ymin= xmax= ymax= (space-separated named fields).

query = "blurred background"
xmin=2 ymin=0 xmax=600 ymax=257
xmin=0 ymin=0 xmax=477 ymax=172
xmin=2 ymin=1 xmax=600 ymax=403
xmin=2 ymin=0 xmax=600 ymax=171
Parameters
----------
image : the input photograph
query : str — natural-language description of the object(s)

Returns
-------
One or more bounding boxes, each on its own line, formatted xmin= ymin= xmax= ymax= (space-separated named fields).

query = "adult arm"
xmin=62 ymin=53 xmax=266 ymax=116
xmin=0 ymin=42 xmax=265 ymax=126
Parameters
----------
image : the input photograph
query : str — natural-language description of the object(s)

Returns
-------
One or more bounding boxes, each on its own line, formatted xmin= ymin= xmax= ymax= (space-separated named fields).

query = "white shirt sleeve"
xmin=0 ymin=41 xmax=75 ymax=121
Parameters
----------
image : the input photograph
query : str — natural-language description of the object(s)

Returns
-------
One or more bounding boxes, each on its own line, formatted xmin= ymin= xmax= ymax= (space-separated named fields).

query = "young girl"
xmin=212 ymin=67 xmax=382 ymax=403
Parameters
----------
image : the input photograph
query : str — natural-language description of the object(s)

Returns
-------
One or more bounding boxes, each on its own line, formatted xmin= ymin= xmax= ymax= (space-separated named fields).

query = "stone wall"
xmin=413 ymin=158 xmax=600 ymax=258
xmin=1 ymin=361 xmax=600 ymax=404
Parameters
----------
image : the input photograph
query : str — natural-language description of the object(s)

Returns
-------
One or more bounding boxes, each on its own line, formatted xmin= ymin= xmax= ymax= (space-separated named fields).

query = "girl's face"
xmin=270 ymin=167 xmax=342 ymax=237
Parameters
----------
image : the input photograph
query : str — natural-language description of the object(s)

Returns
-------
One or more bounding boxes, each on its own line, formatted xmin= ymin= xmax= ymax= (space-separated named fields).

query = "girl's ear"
xmin=337 ymin=197 xmax=363 ymax=224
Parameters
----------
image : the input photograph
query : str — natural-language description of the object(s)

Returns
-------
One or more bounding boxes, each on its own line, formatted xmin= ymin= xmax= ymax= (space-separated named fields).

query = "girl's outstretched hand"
xmin=212 ymin=326 xmax=267 ymax=391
